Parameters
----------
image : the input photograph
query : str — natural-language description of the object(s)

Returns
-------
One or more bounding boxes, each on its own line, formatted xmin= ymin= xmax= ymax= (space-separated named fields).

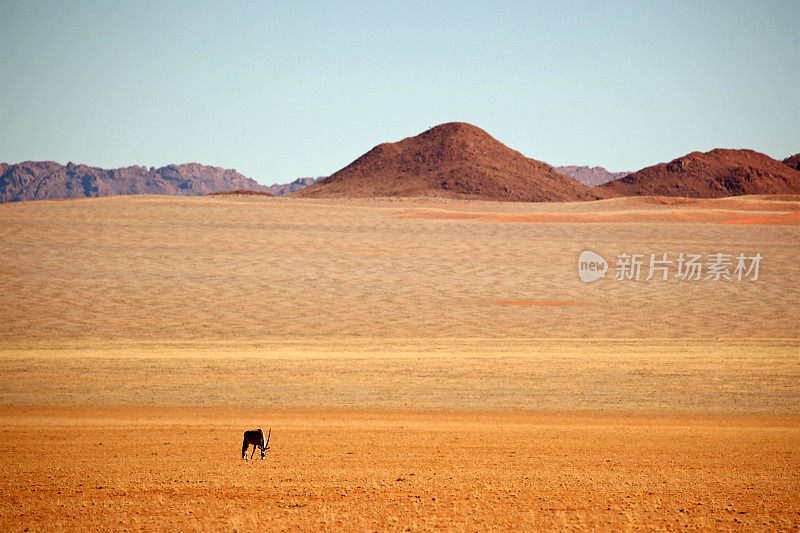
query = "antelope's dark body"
xmin=242 ymin=428 xmax=268 ymax=459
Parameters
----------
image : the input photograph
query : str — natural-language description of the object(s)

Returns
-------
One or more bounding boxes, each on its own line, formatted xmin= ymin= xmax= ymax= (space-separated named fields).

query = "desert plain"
xmin=1 ymin=194 xmax=799 ymax=531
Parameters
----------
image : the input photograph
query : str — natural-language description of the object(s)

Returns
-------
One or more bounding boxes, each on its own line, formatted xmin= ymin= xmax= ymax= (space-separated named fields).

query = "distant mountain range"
xmin=264 ymin=177 xmax=324 ymax=196
xmin=2 ymin=125 xmax=798 ymax=203
xmin=554 ymin=166 xmax=629 ymax=187
xmin=0 ymin=161 xmax=270 ymax=203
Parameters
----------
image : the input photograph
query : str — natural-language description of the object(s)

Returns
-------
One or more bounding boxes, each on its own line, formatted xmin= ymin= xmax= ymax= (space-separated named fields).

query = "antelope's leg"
xmin=250 ymin=446 xmax=256 ymax=460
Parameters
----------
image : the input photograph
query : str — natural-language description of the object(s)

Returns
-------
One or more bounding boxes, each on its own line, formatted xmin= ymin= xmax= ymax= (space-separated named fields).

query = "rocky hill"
xmin=295 ymin=122 xmax=599 ymax=202
xmin=597 ymin=149 xmax=800 ymax=198
xmin=782 ymin=153 xmax=800 ymax=172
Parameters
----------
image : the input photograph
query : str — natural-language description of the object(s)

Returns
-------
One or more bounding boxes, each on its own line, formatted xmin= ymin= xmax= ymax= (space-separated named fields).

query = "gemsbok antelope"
xmin=242 ymin=428 xmax=270 ymax=460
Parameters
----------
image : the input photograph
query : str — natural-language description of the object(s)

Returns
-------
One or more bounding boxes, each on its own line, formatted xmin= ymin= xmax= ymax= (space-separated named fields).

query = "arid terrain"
xmin=2 ymin=407 xmax=797 ymax=531
xmin=5 ymin=124 xmax=797 ymax=205
xmin=1 ymin=194 xmax=799 ymax=530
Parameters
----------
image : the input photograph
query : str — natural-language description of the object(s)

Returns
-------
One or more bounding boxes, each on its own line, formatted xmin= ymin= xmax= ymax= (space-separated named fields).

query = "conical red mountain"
xmin=598 ymin=149 xmax=800 ymax=198
xmin=295 ymin=122 xmax=598 ymax=201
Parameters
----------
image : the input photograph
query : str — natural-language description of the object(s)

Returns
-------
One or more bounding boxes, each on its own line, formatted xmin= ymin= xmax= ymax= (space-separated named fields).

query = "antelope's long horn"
xmin=265 ymin=428 xmax=271 ymax=447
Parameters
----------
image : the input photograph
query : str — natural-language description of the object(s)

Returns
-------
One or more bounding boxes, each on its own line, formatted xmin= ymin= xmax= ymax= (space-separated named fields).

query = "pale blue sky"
xmin=1 ymin=0 xmax=798 ymax=184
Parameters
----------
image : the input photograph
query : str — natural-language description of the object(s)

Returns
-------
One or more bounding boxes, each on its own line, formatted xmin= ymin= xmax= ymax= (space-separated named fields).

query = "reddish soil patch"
xmin=399 ymin=200 xmax=800 ymax=224
xmin=398 ymin=210 xmax=733 ymax=224
xmin=295 ymin=122 xmax=598 ymax=202
xmin=695 ymin=198 xmax=800 ymax=211
xmin=352 ymin=249 xmax=399 ymax=254
xmin=496 ymin=301 xmax=588 ymax=306
xmin=719 ymin=212 xmax=800 ymax=225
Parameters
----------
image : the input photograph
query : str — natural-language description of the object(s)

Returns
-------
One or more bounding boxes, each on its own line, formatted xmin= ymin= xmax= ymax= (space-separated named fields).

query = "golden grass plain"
xmin=1 ymin=194 xmax=799 ymax=530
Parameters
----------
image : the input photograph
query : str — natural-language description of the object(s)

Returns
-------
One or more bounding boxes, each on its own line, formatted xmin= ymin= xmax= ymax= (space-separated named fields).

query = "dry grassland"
xmin=1 ymin=194 xmax=799 ymax=530
xmin=1 ymin=339 xmax=798 ymax=413
xmin=1 ymin=194 xmax=799 ymax=343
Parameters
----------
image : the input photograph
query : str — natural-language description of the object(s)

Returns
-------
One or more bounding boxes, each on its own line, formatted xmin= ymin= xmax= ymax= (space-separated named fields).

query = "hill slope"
xmin=598 ymin=149 xmax=800 ymax=198
xmin=0 ymin=161 xmax=269 ymax=203
xmin=296 ymin=122 xmax=598 ymax=202
xmin=783 ymin=153 xmax=800 ymax=172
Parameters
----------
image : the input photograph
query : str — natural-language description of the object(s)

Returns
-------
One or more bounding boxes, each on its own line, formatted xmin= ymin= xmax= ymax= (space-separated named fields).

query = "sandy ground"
xmin=1 ymin=194 xmax=799 ymax=530
xmin=1 ymin=407 xmax=798 ymax=532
